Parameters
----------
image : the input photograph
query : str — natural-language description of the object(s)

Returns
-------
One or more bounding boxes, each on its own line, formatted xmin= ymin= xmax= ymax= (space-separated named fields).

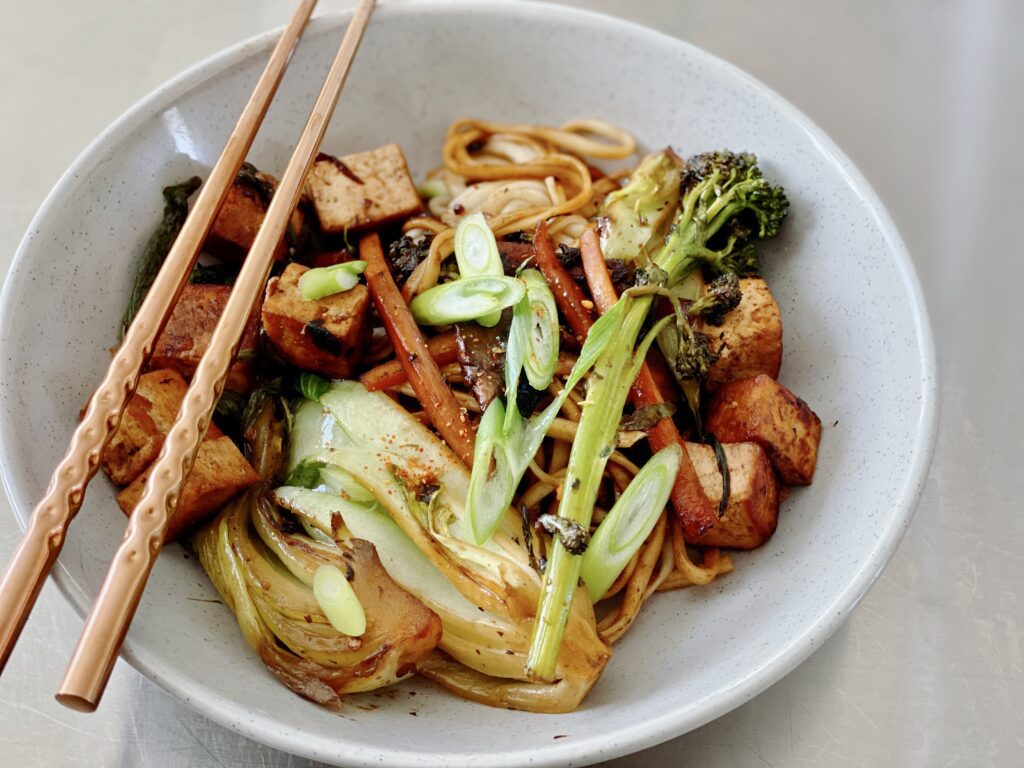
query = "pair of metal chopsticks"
xmin=0 ymin=0 xmax=376 ymax=712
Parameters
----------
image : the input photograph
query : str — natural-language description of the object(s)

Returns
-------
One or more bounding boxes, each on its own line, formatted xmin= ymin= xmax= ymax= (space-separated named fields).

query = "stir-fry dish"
xmin=101 ymin=118 xmax=822 ymax=713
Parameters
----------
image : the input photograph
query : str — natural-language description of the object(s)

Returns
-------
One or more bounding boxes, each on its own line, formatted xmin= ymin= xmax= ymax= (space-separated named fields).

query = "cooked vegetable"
xmin=361 ymin=233 xmax=476 ymax=466
xmin=121 ymin=176 xmax=201 ymax=337
xmin=286 ymin=381 xmax=610 ymax=712
xmin=409 ymin=276 xmax=525 ymax=326
xmin=512 ymin=269 xmax=559 ymax=391
xmin=580 ymin=226 xmax=721 ymax=548
xmin=313 ymin=564 xmax=366 ymax=636
xmin=298 ymin=260 xmax=367 ymax=300
xmin=532 ymin=221 xmax=594 ymax=345
xmin=598 ymin=149 xmax=683 ymax=263
xmin=528 ymin=152 xmax=788 ymax=677
xmin=580 ymin=444 xmax=681 ymax=601
xmin=465 ymin=300 xmax=631 ymax=545
xmin=453 ymin=212 xmax=504 ymax=326
xmin=194 ymin=403 xmax=441 ymax=705
xmin=360 ymin=331 xmax=458 ymax=391
xmin=123 ymin=116 xmax=814 ymax=715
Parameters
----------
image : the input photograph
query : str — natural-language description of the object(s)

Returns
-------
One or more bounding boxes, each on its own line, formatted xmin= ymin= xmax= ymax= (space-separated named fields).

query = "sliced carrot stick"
xmin=532 ymin=221 xmax=594 ymax=346
xmin=360 ymin=331 xmax=459 ymax=391
xmin=360 ymin=234 xmax=476 ymax=466
xmin=579 ymin=227 xmax=719 ymax=541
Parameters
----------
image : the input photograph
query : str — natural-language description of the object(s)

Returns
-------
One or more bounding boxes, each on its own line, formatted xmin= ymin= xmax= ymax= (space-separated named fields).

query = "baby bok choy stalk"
xmin=453 ymin=212 xmax=505 ymax=326
xmin=280 ymin=383 xmax=610 ymax=713
xmin=192 ymin=399 xmax=442 ymax=705
xmin=580 ymin=444 xmax=681 ymax=602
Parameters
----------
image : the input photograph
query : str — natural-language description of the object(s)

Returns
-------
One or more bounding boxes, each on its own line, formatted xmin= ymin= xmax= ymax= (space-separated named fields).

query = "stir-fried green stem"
xmin=525 ymin=298 xmax=653 ymax=681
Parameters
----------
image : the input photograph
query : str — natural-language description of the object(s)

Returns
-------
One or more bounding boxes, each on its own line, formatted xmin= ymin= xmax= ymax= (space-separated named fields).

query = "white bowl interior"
xmin=0 ymin=4 xmax=935 ymax=767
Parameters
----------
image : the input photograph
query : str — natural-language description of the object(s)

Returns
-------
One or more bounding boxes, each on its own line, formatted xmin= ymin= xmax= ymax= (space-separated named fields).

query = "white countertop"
xmin=0 ymin=1 xmax=1020 ymax=765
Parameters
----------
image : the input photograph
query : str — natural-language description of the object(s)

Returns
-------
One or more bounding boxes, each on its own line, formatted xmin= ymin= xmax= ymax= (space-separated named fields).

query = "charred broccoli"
xmin=656 ymin=150 xmax=788 ymax=281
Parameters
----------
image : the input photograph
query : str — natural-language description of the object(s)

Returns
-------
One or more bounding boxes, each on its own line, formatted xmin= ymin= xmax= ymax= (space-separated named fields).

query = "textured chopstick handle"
xmin=0 ymin=0 xmax=318 ymax=677
xmin=55 ymin=0 xmax=376 ymax=713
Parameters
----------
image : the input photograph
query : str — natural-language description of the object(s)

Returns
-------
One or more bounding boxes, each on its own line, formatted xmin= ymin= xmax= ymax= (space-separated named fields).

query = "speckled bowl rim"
xmin=0 ymin=2 xmax=938 ymax=766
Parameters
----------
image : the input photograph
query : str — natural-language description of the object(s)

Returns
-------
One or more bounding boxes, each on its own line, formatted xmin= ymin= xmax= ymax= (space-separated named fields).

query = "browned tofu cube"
xmin=150 ymin=284 xmax=260 ymax=393
xmin=206 ymin=164 xmax=306 ymax=262
xmin=706 ymin=375 xmax=822 ymax=485
xmin=697 ymin=277 xmax=782 ymax=390
xmin=684 ymin=441 xmax=779 ymax=550
xmin=305 ymin=145 xmax=422 ymax=234
xmin=262 ymin=262 xmax=370 ymax=378
xmin=100 ymin=369 xmax=224 ymax=485
xmin=117 ymin=435 xmax=258 ymax=542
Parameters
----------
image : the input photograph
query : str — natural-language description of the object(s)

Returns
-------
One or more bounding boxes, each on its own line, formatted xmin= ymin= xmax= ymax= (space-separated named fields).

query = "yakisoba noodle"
xmin=402 ymin=118 xmax=635 ymax=299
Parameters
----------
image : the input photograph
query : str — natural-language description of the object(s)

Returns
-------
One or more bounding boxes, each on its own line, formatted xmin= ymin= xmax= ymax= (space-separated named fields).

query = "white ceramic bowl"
xmin=0 ymin=3 xmax=937 ymax=766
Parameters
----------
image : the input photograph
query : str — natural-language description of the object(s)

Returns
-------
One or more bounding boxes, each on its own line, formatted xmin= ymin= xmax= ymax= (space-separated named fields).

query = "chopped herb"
xmin=285 ymin=459 xmax=327 ymax=489
xmin=620 ymin=402 xmax=676 ymax=431
xmin=537 ymin=514 xmax=589 ymax=556
xmin=121 ymin=176 xmax=201 ymax=338
xmin=298 ymin=372 xmax=331 ymax=402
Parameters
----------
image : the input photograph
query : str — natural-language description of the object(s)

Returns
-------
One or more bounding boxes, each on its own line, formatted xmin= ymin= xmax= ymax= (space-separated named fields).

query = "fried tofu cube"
xmin=262 ymin=263 xmax=370 ymax=378
xmin=117 ymin=435 xmax=258 ymax=542
xmin=100 ymin=369 xmax=224 ymax=485
xmin=705 ymin=375 xmax=822 ymax=485
xmin=150 ymin=284 xmax=260 ymax=393
xmin=206 ymin=164 xmax=307 ymax=262
xmin=684 ymin=441 xmax=779 ymax=550
xmin=697 ymin=277 xmax=782 ymax=390
xmin=305 ymin=145 xmax=422 ymax=234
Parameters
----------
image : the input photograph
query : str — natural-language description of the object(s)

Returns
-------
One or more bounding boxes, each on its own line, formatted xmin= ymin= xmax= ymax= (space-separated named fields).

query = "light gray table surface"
xmin=0 ymin=1 xmax=1020 ymax=766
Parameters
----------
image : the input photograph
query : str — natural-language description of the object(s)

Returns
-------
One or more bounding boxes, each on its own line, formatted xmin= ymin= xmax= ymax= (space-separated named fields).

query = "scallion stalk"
xmin=298 ymin=260 xmax=367 ymax=301
xmin=514 ymin=269 xmax=559 ymax=391
xmin=409 ymin=275 xmax=524 ymax=326
xmin=579 ymin=444 xmax=681 ymax=602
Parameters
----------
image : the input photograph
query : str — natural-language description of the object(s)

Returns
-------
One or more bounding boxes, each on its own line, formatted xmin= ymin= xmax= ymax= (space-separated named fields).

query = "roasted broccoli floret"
xmin=656 ymin=150 xmax=788 ymax=281
xmin=687 ymin=272 xmax=742 ymax=325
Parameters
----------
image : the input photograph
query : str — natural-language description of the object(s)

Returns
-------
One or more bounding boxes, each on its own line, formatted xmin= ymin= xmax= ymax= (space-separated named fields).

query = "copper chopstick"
xmin=55 ymin=0 xmax=376 ymax=712
xmin=0 ymin=0 xmax=318 ymax=677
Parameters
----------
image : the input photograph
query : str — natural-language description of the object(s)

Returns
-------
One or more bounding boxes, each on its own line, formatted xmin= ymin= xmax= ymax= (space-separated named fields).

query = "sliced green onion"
xmin=454 ymin=212 xmax=504 ymax=326
xmin=417 ymin=177 xmax=448 ymax=200
xmin=298 ymin=260 xmax=367 ymax=301
xmin=515 ymin=269 xmax=559 ymax=390
xmin=467 ymin=301 xmax=626 ymax=545
xmin=409 ymin=275 xmax=525 ymax=326
xmin=580 ymin=444 xmax=682 ymax=602
xmin=312 ymin=564 xmax=365 ymax=636
xmin=467 ymin=399 xmax=517 ymax=544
